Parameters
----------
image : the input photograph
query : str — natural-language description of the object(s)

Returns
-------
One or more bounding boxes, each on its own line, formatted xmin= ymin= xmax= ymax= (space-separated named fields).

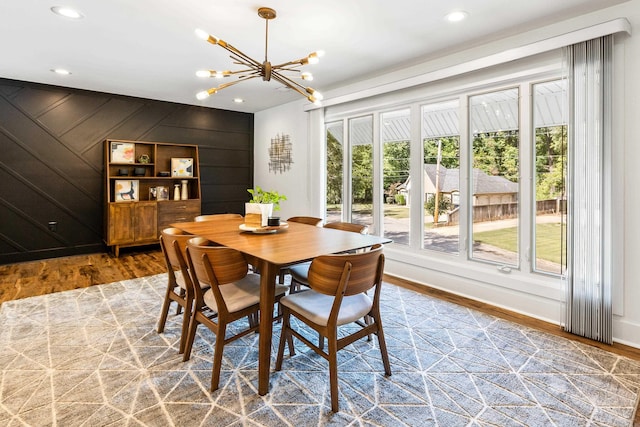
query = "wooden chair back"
xmin=160 ymin=228 xmax=192 ymax=270
xmin=186 ymin=238 xmax=249 ymax=288
xmin=287 ymin=216 xmax=323 ymax=226
xmin=308 ymin=245 xmax=384 ymax=297
xmin=324 ymin=221 xmax=368 ymax=234
xmin=195 ymin=213 xmax=243 ymax=222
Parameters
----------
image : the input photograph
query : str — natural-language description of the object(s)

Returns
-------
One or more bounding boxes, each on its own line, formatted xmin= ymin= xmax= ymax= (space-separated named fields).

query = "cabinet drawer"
xmin=157 ymin=200 xmax=201 ymax=228
xmin=158 ymin=200 xmax=200 ymax=216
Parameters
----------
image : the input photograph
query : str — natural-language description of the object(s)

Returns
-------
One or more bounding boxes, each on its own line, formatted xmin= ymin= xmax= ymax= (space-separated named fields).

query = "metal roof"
xmin=326 ymin=80 xmax=566 ymax=145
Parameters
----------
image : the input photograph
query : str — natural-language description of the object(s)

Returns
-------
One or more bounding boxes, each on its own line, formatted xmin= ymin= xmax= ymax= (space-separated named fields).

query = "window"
xmin=326 ymin=121 xmax=343 ymax=222
xmin=422 ymin=100 xmax=460 ymax=253
xmin=325 ymin=74 xmax=567 ymax=281
xmin=350 ymin=116 xmax=374 ymax=232
xmin=533 ymin=80 xmax=567 ymax=275
xmin=382 ymin=109 xmax=411 ymax=244
xmin=469 ymin=88 xmax=520 ymax=266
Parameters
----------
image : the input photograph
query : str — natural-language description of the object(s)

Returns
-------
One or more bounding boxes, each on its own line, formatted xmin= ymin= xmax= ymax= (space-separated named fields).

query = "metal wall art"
xmin=268 ymin=133 xmax=293 ymax=174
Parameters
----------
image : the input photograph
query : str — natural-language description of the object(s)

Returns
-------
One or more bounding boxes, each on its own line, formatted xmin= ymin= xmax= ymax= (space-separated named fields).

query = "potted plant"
xmin=245 ymin=186 xmax=287 ymax=227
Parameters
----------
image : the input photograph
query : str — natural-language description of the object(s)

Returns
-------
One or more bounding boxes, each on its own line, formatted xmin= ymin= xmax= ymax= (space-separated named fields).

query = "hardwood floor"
xmin=1 ymin=248 xmax=639 ymax=424
xmin=0 ymin=245 xmax=165 ymax=303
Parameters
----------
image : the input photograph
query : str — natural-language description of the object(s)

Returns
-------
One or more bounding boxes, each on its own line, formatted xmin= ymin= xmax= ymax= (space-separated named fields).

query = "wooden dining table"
xmin=171 ymin=217 xmax=392 ymax=395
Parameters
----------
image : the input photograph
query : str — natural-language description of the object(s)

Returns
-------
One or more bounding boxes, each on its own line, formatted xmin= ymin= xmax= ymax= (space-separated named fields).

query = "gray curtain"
xmin=564 ymin=35 xmax=613 ymax=344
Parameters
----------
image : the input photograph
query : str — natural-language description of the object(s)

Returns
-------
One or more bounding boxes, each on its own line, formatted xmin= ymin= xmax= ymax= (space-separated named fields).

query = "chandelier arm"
xmin=270 ymin=71 xmax=310 ymax=98
xmin=230 ymin=55 xmax=260 ymax=69
xmin=217 ymin=42 xmax=262 ymax=69
xmin=210 ymin=75 xmax=260 ymax=92
xmin=273 ymin=66 xmax=302 ymax=74
xmin=271 ymin=59 xmax=306 ymax=69
xmin=237 ymin=71 xmax=262 ymax=80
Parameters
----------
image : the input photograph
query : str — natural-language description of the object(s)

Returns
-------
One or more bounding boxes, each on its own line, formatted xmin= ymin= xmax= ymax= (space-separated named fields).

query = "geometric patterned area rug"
xmin=1 ymin=273 xmax=639 ymax=426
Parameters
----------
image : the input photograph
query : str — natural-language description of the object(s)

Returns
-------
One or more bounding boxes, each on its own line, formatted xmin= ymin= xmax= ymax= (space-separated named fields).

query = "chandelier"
xmin=194 ymin=7 xmax=324 ymax=104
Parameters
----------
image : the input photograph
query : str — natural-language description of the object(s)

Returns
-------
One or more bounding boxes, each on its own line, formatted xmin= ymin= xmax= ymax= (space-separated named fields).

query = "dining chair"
xmin=275 ymin=245 xmax=391 ymax=412
xmin=183 ymin=237 xmax=290 ymax=391
xmin=288 ymin=221 xmax=368 ymax=293
xmin=286 ymin=216 xmax=323 ymax=226
xmin=276 ymin=216 xmax=324 ymax=284
xmin=157 ymin=227 xmax=206 ymax=355
xmin=195 ymin=213 xmax=243 ymax=222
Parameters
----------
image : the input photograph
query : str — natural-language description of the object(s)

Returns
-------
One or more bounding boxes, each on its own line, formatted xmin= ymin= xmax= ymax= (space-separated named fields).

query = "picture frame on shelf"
xmin=149 ymin=187 xmax=157 ymax=200
xmin=115 ymin=180 xmax=139 ymax=202
xmin=171 ymin=158 xmax=193 ymax=177
xmin=110 ymin=142 xmax=135 ymax=164
xmin=156 ymin=185 xmax=169 ymax=201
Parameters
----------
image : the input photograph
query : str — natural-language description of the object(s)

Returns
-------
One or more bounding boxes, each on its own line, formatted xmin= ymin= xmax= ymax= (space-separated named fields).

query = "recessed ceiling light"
xmin=445 ymin=10 xmax=468 ymax=23
xmin=50 ymin=6 xmax=84 ymax=19
xmin=51 ymin=68 xmax=71 ymax=75
xmin=233 ymin=98 xmax=244 ymax=103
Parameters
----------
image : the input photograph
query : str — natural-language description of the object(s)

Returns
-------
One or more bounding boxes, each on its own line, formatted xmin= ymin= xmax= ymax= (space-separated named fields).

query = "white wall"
xmin=255 ymin=0 xmax=640 ymax=348
xmin=253 ymin=101 xmax=312 ymax=221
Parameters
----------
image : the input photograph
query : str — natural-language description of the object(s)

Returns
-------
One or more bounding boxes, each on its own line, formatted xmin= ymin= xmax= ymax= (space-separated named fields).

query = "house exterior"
xmin=398 ymin=164 xmax=518 ymax=208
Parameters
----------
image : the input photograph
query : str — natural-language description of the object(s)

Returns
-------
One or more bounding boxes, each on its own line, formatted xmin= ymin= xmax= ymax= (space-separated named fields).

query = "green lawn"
xmin=473 ymin=223 xmax=565 ymax=264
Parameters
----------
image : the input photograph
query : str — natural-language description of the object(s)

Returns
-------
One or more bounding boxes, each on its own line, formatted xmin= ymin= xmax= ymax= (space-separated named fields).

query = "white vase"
xmin=181 ymin=180 xmax=188 ymax=200
xmin=173 ymin=184 xmax=180 ymax=200
xmin=245 ymin=203 xmax=273 ymax=227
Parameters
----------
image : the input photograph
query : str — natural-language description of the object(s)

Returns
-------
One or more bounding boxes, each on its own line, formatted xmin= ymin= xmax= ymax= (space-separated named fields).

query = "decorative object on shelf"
xmin=149 ymin=187 xmax=157 ymax=200
xmin=269 ymin=133 xmax=293 ymax=174
xmin=115 ymin=180 xmax=139 ymax=202
xmin=158 ymin=171 xmax=170 ymax=177
xmin=138 ymin=154 xmax=151 ymax=163
xmin=156 ymin=186 xmax=169 ymax=201
xmin=245 ymin=186 xmax=286 ymax=227
xmin=194 ymin=7 xmax=324 ymax=104
xmin=133 ymin=167 xmax=146 ymax=177
xmin=171 ymin=158 xmax=193 ymax=177
xmin=181 ymin=180 xmax=189 ymax=200
xmin=117 ymin=168 xmax=129 ymax=176
xmin=110 ymin=142 xmax=135 ymax=163
xmin=173 ymin=184 xmax=181 ymax=200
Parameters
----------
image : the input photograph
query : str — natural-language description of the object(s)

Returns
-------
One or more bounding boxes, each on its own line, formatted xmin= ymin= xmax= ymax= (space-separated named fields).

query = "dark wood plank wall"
xmin=0 ymin=78 xmax=253 ymax=264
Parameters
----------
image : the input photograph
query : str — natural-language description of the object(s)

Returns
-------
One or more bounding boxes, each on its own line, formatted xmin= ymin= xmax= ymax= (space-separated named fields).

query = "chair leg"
xmin=248 ymin=312 xmax=257 ymax=329
xmin=178 ymin=296 xmax=192 ymax=354
xmin=278 ymin=269 xmax=286 ymax=284
xmin=365 ymin=315 xmax=373 ymax=341
xmin=157 ymin=286 xmax=174 ymax=334
xmin=327 ymin=330 xmax=340 ymax=412
xmin=176 ymin=288 xmax=185 ymax=315
xmin=373 ymin=314 xmax=392 ymax=376
xmin=211 ymin=322 xmax=227 ymax=392
xmin=276 ymin=309 xmax=294 ymax=370
xmin=182 ymin=311 xmax=199 ymax=362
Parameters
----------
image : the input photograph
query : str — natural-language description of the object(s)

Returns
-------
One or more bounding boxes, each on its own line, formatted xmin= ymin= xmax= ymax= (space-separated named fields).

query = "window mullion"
xmin=459 ymin=94 xmax=470 ymax=257
xmin=520 ymin=83 xmax=533 ymax=272
xmin=409 ymin=104 xmax=423 ymax=249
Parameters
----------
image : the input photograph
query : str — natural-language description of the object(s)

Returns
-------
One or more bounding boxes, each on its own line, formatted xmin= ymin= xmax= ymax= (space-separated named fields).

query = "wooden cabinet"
xmin=104 ymin=139 xmax=201 ymax=256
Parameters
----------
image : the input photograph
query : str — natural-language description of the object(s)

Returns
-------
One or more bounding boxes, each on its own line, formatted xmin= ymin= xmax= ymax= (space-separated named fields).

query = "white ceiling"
xmin=0 ymin=0 xmax=628 ymax=113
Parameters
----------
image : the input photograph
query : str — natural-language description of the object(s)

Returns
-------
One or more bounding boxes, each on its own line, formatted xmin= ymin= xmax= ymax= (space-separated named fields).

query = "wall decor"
xmin=171 ymin=158 xmax=193 ymax=177
xmin=115 ymin=180 xmax=139 ymax=202
xmin=268 ymin=133 xmax=293 ymax=174
xmin=156 ymin=186 xmax=169 ymax=201
xmin=110 ymin=141 xmax=135 ymax=164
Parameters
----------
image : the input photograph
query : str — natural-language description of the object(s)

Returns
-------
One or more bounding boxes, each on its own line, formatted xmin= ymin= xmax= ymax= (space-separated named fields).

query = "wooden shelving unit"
xmin=104 ymin=139 xmax=201 ymax=256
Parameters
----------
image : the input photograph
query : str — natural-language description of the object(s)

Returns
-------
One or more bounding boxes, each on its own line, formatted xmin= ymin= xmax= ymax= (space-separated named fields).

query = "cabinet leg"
xmin=114 ymin=245 xmax=120 ymax=258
